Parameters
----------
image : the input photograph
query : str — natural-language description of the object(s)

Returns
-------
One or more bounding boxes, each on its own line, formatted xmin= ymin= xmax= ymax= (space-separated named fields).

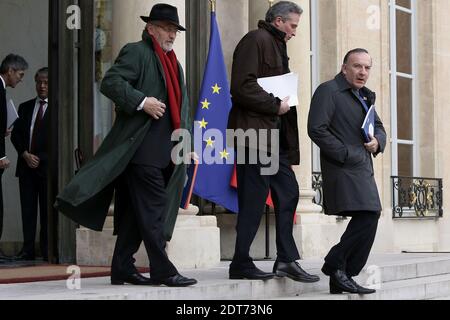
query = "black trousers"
xmin=18 ymin=170 xmax=48 ymax=258
xmin=230 ymin=149 xmax=300 ymax=270
xmin=111 ymin=164 xmax=178 ymax=280
xmin=324 ymin=211 xmax=380 ymax=277
xmin=0 ymin=171 xmax=3 ymax=241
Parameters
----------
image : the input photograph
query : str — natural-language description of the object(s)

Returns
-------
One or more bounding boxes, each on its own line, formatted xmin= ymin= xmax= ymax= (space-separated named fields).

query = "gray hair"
xmin=265 ymin=1 xmax=303 ymax=23
xmin=0 ymin=54 xmax=29 ymax=74
xmin=35 ymin=67 xmax=48 ymax=81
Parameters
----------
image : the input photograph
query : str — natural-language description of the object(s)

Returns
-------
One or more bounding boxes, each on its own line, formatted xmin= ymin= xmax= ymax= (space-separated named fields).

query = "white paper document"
xmin=257 ymin=72 xmax=299 ymax=107
xmin=7 ymin=99 xmax=19 ymax=129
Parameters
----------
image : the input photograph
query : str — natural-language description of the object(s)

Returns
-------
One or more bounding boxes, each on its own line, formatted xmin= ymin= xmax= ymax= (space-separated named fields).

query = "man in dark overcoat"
xmin=308 ymin=48 xmax=386 ymax=295
xmin=55 ymin=4 xmax=196 ymax=287
xmin=0 ymin=54 xmax=28 ymax=262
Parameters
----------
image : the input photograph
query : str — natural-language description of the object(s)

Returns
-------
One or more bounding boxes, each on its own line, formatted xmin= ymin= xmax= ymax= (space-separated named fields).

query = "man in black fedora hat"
xmin=55 ymin=3 xmax=196 ymax=287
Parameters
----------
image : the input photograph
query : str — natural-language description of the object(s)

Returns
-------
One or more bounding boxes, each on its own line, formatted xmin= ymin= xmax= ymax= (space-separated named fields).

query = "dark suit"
xmin=0 ymin=82 xmax=6 ymax=241
xmin=308 ymin=72 xmax=387 ymax=276
xmin=11 ymin=98 xmax=49 ymax=259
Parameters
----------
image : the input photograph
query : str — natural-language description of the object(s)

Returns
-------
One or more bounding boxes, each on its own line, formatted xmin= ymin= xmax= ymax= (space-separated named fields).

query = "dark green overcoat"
xmin=54 ymin=31 xmax=192 ymax=240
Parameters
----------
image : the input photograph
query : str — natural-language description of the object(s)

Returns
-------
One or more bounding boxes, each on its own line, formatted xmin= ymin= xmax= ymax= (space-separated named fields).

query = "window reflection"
xmin=94 ymin=0 xmax=113 ymax=153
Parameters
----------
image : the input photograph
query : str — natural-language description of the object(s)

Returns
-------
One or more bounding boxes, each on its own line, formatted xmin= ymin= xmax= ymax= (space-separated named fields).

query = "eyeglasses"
xmin=152 ymin=23 xmax=181 ymax=35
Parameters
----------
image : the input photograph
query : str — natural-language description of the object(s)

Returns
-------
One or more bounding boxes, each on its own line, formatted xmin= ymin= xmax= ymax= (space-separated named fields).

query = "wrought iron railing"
xmin=312 ymin=172 xmax=324 ymax=212
xmin=392 ymin=176 xmax=443 ymax=219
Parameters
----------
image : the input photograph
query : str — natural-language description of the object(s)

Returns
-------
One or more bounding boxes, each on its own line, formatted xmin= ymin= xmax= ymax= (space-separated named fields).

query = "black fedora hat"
xmin=140 ymin=3 xmax=186 ymax=31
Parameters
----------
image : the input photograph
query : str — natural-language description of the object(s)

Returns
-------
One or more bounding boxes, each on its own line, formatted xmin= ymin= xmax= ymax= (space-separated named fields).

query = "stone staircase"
xmin=1 ymin=253 xmax=450 ymax=300
xmin=275 ymin=253 xmax=450 ymax=300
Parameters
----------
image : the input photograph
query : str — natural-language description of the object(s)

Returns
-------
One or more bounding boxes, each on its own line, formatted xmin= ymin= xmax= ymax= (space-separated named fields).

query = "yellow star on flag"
xmin=205 ymin=137 xmax=215 ymax=148
xmin=220 ymin=149 xmax=230 ymax=160
xmin=212 ymin=83 xmax=221 ymax=94
xmin=198 ymin=118 xmax=208 ymax=129
xmin=201 ymin=98 xmax=211 ymax=110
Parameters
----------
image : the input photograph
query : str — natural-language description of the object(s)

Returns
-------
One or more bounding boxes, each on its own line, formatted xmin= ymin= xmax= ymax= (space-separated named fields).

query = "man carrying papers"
xmin=308 ymin=48 xmax=386 ymax=295
xmin=227 ymin=1 xmax=319 ymax=283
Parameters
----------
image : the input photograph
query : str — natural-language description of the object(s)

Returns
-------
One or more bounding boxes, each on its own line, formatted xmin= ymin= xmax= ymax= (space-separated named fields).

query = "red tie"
xmin=30 ymin=100 xmax=46 ymax=153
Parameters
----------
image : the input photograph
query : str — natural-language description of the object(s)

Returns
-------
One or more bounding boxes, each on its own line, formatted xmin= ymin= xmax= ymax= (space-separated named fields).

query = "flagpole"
xmin=269 ymin=0 xmax=275 ymax=7
xmin=210 ymin=0 xmax=216 ymax=13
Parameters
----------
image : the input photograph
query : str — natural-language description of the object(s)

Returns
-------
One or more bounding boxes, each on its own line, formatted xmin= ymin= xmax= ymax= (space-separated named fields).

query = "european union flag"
xmin=192 ymin=12 xmax=238 ymax=213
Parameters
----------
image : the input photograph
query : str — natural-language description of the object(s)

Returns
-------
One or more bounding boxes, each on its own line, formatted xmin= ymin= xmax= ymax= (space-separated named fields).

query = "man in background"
xmin=12 ymin=67 xmax=49 ymax=261
xmin=0 ymin=54 xmax=28 ymax=261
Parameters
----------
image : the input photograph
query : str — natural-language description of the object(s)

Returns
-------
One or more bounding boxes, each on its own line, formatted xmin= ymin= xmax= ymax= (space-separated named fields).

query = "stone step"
xmin=1 ymin=254 xmax=450 ymax=300
xmin=278 ymin=273 xmax=450 ymax=300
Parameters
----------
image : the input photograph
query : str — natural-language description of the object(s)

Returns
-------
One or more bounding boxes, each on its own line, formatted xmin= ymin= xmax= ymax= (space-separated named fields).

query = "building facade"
xmin=0 ymin=0 xmax=449 ymax=264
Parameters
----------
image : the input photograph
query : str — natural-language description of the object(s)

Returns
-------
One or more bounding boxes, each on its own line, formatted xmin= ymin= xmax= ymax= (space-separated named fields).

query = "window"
xmin=94 ymin=0 xmax=113 ymax=152
xmin=390 ymin=0 xmax=417 ymax=177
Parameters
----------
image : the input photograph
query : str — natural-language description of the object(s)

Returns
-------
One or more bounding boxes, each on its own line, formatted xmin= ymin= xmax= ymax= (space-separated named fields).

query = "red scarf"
xmin=150 ymin=33 xmax=181 ymax=129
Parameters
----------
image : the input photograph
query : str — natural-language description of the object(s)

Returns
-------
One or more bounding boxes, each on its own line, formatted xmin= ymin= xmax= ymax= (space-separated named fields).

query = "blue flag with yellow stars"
xmin=192 ymin=12 xmax=238 ymax=213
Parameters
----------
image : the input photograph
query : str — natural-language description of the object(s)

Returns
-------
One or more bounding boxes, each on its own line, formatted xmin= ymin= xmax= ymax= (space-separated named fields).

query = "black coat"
xmin=307 ymin=73 xmax=387 ymax=216
xmin=0 ymin=84 xmax=6 ymax=159
xmin=11 ymin=98 xmax=49 ymax=178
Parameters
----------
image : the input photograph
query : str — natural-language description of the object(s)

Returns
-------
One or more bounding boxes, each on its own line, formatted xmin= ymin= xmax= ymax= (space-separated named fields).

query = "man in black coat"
xmin=11 ymin=67 xmax=49 ymax=261
xmin=308 ymin=48 xmax=386 ymax=295
xmin=0 ymin=54 xmax=28 ymax=261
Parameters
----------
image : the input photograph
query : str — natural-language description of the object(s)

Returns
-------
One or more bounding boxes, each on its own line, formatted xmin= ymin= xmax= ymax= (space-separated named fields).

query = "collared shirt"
xmin=29 ymin=98 xmax=49 ymax=149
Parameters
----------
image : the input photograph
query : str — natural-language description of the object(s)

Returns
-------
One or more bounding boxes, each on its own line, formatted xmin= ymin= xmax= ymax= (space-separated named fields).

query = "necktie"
xmin=355 ymin=91 xmax=369 ymax=113
xmin=30 ymin=100 xmax=46 ymax=153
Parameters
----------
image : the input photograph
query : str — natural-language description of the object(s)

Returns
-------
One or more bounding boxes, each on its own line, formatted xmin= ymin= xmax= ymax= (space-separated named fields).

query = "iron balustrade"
xmin=312 ymin=172 xmax=324 ymax=213
xmin=391 ymin=176 xmax=443 ymax=219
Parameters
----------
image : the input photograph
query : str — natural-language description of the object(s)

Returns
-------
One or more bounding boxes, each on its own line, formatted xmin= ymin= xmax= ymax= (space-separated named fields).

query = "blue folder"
xmin=361 ymin=105 xmax=375 ymax=143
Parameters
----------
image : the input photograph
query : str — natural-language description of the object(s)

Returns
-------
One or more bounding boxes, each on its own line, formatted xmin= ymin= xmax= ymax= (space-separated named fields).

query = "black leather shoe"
xmin=229 ymin=267 xmax=275 ymax=280
xmin=14 ymin=251 xmax=35 ymax=261
xmin=274 ymin=261 xmax=320 ymax=283
xmin=329 ymin=270 xmax=359 ymax=294
xmin=150 ymin=274 xmax=197 ymax=287
xmin=321 ymin=262 xmax=334 ymax=276
xmin=111 ymin=272 xmax=153 ymax=285
xmin=348 ymin=277 xmax=376 ymax=294
xmin=0 ymin=253 xmax=14 ymax=262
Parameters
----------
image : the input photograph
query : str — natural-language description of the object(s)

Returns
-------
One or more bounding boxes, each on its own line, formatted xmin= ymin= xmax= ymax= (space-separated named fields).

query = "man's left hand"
xmin=364 ymin=135 xmax=379 ymax=154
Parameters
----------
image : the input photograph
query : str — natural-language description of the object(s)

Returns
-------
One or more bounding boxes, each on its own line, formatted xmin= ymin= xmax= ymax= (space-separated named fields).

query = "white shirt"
xmin=29 ymin=98 xmax=49 ymax=150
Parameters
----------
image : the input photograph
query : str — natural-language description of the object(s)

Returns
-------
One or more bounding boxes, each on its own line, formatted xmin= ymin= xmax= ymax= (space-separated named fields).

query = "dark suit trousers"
xmin=0 ymin=170 xmax=3 ymax=240
xmin=231 ymin=150 xmax=300 ymax=271
xmin=324 ymin=211 xmax=380 ymax=277
xmin=111 ymin=164 xmax=178 ymax=280
xmin=18 ymin=170 xmax=48 ymax=257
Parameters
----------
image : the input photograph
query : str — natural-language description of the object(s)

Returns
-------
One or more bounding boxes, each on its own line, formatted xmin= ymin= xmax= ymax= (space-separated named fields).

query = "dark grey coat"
xmin=307 ymin=73 xmax=387 ymax=216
